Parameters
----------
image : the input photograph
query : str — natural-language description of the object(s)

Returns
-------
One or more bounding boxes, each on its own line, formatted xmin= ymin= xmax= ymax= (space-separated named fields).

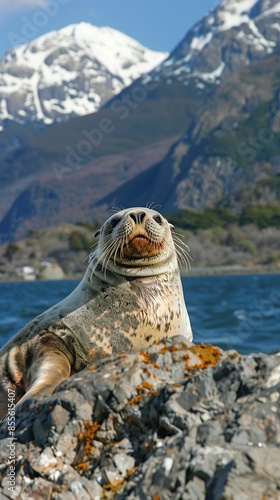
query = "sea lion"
xmin=0 ymin=207 xmax=193 ymax=419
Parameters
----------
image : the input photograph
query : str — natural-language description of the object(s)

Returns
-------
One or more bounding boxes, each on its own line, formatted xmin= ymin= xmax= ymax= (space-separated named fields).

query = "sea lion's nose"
xmin=128 ymin=212 xmax=146 ymax=224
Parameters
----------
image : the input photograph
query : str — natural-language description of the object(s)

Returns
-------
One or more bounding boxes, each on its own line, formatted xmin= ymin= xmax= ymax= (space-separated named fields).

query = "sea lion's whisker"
xmin=106 ymin=238 xmax=121 ymax=269
xmin=85 ymin=242 xmax=99 ymax=263
xmin=172 ymin=233 xmax=192 ymax=270
xmin=113 ymin=237 xmax=124 ymax=265
xmin=172 ymin=231 xmax=190 ymax=248
xmin=174 ymin=244 xmax=191 ymax=270
xmin=119 ymin=237 xmax=126 ymax=259
xmin=172 ymin=233 xmax=192 ymax=255
xmin=176 ymin=241 xmax=192 ymax=262
xmin=107 ymin=205 xmax=124 ymax=214
xmin=101 ymin=238 xmax=120 ymax=274
xmin=108 ymin=235 xmax=125 ymax=265
xmin=90 ymin=236 xmax=117 ymax=277
xmin=146 ymin=201 xmax=161 ymax=211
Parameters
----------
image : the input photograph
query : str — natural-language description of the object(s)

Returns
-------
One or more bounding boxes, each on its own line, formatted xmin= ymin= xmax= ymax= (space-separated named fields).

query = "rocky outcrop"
xmin=0 ymin=336 xmax=279 ymax=499
xmin=38 ymin=262 xmax=65 ymax=281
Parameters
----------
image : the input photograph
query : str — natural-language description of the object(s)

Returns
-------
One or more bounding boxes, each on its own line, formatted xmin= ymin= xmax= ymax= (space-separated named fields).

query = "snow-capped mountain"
xmin=0 ymin=23 xmax=167 ymax=128
xmin=145 ymin=0 xmax=280 ymax=85
xmin=1 ymin=0 xmax=280 ymax=241
xmin=95 ymin=0 xmax=280 ymax=216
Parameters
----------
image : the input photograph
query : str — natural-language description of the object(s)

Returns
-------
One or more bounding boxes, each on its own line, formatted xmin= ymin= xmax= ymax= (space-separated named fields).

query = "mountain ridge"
xmin=0 ymin=22 xmax=167 ymax=129
xmin=96 ymin=51 xmax=280 ymax=213
xmin=0 ymin=0 xmax=280 ymax=241
xmin=149 ymin=0 xmax=280 ymax=85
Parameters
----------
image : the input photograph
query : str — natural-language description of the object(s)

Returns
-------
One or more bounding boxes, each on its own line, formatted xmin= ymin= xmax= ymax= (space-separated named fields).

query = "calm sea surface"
xmin=0 ymin=274 xmax=279 ymax=354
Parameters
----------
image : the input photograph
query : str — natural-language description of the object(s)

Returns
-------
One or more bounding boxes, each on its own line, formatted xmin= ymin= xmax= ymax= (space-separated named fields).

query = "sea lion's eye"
xmin=110 ymin=217 xmax=121 ymax=229
xmin=153 ymin=214 xmax=162 ymax=225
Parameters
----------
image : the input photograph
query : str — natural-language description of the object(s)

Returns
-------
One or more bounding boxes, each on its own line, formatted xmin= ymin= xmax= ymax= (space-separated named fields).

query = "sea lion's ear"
xmin=169 ymin=224 xmax=175 ymax=231
xmin=94 ymin=229 xmax=101 ymax=238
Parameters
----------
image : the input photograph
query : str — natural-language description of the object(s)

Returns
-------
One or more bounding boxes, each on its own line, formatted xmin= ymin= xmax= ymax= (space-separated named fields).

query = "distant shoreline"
xmin=185 ymin=264 xmax=280 ymax=277
xmin=0 ymin=265 xmax=279 ymax=283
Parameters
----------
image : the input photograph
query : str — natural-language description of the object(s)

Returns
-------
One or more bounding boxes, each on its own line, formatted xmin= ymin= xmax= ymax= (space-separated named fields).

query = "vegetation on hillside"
xmin=69 ymin=231 xmax=92 ymax=252
xmin=168 ymin=205 xmax=280 ymax=231
xmin=0 ymin=205 xmax=279 ymax=279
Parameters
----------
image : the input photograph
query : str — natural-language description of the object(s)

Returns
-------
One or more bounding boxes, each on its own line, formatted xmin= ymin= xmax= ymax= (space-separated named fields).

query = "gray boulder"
xmin=0 ymin=336 xmax=279 ymax=499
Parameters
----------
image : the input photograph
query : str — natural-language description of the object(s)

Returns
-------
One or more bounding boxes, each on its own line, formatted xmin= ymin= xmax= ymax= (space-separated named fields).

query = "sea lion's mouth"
xmin=123 ymin=233 xmax=162 ymax=258
xmin=131 ymin=235 xmax=149 ymax=243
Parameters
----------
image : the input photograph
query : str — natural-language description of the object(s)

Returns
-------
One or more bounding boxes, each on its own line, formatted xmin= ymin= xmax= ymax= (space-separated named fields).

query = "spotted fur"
xmin=0 ymin=208 xmax=192 ymax=419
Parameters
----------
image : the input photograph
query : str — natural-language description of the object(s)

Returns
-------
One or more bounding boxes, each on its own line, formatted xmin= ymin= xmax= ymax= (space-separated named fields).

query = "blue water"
xmin=0 ymin=275 xmax=279 ymax=354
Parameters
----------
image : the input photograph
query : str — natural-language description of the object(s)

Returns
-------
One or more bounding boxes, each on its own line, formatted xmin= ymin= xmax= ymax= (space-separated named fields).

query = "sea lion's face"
xmin=93 ymin=208 xmax=179 ymax=274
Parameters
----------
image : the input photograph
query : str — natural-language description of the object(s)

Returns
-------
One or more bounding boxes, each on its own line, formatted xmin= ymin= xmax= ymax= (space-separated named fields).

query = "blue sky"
xmin=0 ymin=0 xmax=221 ymax=58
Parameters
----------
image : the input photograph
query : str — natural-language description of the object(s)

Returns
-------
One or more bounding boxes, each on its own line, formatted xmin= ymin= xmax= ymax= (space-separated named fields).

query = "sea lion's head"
xmin=91 ymin=207 xmax=190 ymax=277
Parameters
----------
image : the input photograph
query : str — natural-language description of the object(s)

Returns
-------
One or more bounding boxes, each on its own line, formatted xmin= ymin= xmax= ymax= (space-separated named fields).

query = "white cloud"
xmin=0 ymin=0 xmax=47 ymax=15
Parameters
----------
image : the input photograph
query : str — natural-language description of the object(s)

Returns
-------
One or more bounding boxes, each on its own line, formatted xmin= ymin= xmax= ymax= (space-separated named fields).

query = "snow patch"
xmin=217 ymin=0 xmax=258 ymax=32
xmin=198 ymin=61 xmax=225 ymax=82
xmin=191 ymin=32 xmax=213 ymax=51
xmin=259 ymin=3 xmax=280 ymax=18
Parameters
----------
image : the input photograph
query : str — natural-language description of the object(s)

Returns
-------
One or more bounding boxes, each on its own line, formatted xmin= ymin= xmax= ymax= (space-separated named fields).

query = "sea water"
xmin=0 ymin=274 xmax=279 ymax=354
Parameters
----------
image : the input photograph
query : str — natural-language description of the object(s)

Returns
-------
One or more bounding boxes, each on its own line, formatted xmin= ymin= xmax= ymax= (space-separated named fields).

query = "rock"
xmin=38 ymin=262 xmax=65 ymax=280
xmin=0 ymin=337 xmax=279 ymax=499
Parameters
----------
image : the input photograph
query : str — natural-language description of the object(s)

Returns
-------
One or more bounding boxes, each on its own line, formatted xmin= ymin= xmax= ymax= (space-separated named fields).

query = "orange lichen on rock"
xmin=144 ymin=441 xmax=152 ymax=448
xmin=136 ymin=381 xmax=153 ymax=391
xmin=129 ymin=379 xmax=158 ymax=405
xmin=136 ymin=381 xmax=157 ymax=397
xmin=159 ymin=343 xmax=179 ymax=354
xmin=184 ymin=343 xmax=221 ymax=372
xmin=108 ymin=439 xmax=121 ymax=446
xmin=88 ymin=365 xmax=97 ymax=371
xmin=158 ymin=345 xmax=170 ymax=354
xmin=126 ymin=466 xmax=138 ymax=477
xmin=139 ymin=351 xmax=160 ymax=368
xmin=84 ymin=422 xmax=100 ymax=455
xmin=103 ymin=466 xmax=139 ymax=495
xmin=103 ymin=481 xmax=123 ymax=492
xmin=129 ymin=394 xmax=143 ymax=405
xmin=77 ymin=420 xmax=101 ymax=460
xmin=139 ymin=351 xmax=152 ymax=363
xmin=76 ymin=462 xmax=88 ymax=471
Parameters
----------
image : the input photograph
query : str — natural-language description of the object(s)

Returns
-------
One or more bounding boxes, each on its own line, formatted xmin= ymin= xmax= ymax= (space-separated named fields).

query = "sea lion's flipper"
xmin=16 ymin=349 xmax=71 ymax=411
xmin=0 ymin=350 xmax=71 ymax=423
